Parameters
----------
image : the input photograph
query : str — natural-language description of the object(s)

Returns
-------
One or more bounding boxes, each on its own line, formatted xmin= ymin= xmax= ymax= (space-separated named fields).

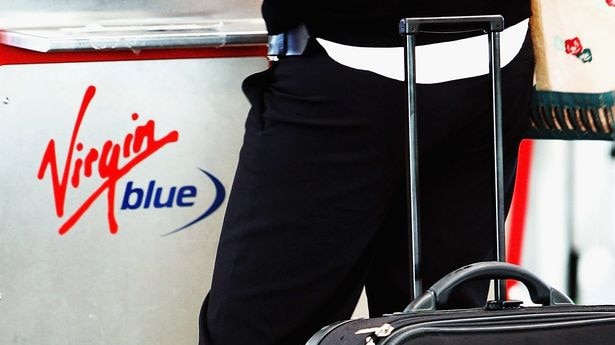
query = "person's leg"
xmin=198 ymin=41 xmax=408 ymax=345
xmin=364 ymin=187 xmax=413 ymax=317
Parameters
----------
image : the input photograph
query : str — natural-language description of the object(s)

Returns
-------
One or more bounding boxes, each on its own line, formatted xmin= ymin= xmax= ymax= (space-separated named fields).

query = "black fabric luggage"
xmin=307 ymin=262 xmax=615 ymax=345
xmin=306 ymin=15 xmax=615 ymax=345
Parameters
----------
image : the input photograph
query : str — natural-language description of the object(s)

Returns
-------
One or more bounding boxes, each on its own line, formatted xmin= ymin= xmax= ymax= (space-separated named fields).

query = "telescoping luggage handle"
xmin=399 ymin=15 xmax=507 ymax=302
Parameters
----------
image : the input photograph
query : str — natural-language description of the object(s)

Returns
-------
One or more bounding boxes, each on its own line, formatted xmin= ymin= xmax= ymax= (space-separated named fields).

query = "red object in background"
xmin=507 ymin=139 xmax=534 ymax=291
xmin=564 ymin=37 xmax=583 ymax=56
xmin=0 ymin=43 xmax=266 ymax=66
xmin=607 ymin=0 xmax=615 ymax=7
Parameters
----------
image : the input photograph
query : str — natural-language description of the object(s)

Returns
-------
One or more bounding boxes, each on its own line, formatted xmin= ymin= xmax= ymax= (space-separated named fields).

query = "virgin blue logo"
xmin=120 ymin=168 xmax=225 ymax=236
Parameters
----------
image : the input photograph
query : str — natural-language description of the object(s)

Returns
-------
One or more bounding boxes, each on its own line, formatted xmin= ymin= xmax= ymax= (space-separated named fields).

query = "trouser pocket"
xmin=241 ymin=66 xmax=275 ymax=131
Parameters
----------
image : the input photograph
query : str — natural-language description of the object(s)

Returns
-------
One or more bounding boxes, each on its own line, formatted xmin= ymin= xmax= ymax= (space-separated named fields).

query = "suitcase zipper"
xmin=355 ymin=323 xmax=395 ymax=345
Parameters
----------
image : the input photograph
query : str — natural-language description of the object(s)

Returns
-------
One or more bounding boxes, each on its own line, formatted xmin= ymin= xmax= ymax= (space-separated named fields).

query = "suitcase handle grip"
xmin=399 ymin=15 xmax=504 ymax=35
xmin=404 ymin=262 xmax=574 ymax=312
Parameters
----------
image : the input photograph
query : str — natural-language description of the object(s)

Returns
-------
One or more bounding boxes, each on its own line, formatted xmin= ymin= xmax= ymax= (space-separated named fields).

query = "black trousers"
xmin=199 ymin=35 xmax=534 ymax=345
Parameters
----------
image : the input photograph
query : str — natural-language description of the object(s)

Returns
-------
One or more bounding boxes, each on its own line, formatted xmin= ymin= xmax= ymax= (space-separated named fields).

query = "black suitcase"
xmin=307 ymin=262 xmax=615 ymax=345
xmin=306 ymin=15 xmax=615 ymax=345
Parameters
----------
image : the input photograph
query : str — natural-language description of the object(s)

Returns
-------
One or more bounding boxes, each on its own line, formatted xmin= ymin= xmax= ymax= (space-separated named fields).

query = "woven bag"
xmin=528 ymin=0 xmax=615 ymax=140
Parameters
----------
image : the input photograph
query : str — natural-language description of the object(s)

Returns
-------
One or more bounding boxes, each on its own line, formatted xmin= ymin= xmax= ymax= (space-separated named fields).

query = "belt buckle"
xmin=267 ymin=33 xmax=287 ymax=62
xmin=267 ymin=24 xmax=309 ymax=61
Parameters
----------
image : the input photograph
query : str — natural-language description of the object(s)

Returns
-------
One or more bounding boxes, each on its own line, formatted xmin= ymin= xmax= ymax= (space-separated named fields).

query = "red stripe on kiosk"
xmin=0 ymin=43 xmax=266 ymax=65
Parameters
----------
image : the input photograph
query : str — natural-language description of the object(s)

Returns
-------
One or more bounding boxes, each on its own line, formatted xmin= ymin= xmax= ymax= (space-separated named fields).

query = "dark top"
xmin=262 ymin=1 xmax=531 ymax=46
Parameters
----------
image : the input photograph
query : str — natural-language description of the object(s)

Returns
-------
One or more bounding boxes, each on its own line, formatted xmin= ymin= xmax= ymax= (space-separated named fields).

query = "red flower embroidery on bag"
xmin=564 ymin=37 xmax=583 ymax=56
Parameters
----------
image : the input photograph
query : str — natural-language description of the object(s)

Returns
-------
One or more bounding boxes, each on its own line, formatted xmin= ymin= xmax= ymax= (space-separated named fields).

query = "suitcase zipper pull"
xmin=365 ymin=336 xmax=376 ymax=345
xmin=356 ymin=323 xmax=395 ymax=344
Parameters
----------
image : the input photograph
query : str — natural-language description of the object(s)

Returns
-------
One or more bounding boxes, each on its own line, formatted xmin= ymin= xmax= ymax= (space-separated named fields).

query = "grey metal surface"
xmin=0 ymin=0 xmax=266 ymax=52
xmin=0 ymin=0 xmax=259 ymax=26
xmin=0 ymin=55 xmax=268 ymax=345
xmin=1 ymin=18 xmax=267 ymax=52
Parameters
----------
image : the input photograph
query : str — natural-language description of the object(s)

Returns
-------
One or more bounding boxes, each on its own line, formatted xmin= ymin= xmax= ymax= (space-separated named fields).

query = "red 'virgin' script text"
xmin=37 ymin=85 xmax=179 ymax=235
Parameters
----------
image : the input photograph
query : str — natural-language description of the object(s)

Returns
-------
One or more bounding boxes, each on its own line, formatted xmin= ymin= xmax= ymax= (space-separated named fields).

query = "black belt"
xmin=267 ymin=23 xmax=310 ymax=61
